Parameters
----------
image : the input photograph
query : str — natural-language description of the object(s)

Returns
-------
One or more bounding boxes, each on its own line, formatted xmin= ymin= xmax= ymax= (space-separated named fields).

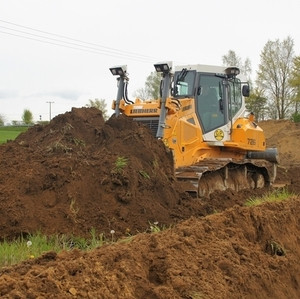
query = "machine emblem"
xmin=214 ymin=129 xmax=224 ymax=141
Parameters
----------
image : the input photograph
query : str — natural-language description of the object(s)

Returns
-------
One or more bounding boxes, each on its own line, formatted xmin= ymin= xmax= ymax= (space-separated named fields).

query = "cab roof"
xmin=175 ymin=64 xmax=229 ymax=74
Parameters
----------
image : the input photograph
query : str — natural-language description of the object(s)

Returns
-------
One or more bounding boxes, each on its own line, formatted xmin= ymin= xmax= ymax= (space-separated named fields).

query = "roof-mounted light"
xmin=154 ymin=61 xmax=172 ymax=73
xmin=225 ymin=67 xmax=240 ymax=78
xmin=109 ymin=65 xmax=127 ymax=76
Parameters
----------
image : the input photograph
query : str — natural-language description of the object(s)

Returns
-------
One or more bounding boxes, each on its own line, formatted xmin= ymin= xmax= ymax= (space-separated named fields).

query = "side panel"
xmin=164 ymin=99 xmax=206 ymax=167
xmin=228 ymin=118 xmax=266 ymax=151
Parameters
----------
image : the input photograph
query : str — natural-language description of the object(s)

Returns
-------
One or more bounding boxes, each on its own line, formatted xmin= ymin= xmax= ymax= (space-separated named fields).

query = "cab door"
xmin=196 ymin=74 xmax=231 ymax=143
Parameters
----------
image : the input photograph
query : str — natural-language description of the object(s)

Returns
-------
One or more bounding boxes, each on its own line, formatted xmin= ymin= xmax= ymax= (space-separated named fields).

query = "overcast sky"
xmin=0 ymin=0 xmax=299 ymax=123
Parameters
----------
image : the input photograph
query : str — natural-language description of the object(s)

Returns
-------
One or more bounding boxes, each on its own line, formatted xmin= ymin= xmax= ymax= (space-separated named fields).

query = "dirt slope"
xmin=259 ymin=120 xmax=300 ymax=194
xmin=0 ymin=109 xmax=300 ymax=298
xmin=259 ymin=119 xmax=300 ymax=168
xmin=0 ymin=107 xmax=201 ymax=239
xmin=1 ymin=198 xmax=300 ymax=299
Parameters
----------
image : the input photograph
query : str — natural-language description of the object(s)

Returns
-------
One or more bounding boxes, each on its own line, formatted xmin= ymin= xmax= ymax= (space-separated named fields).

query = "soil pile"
xmin=0 ymin=107 xmax=205 ymax=239
xmin=1 ymin=109 xmax=300 ymax=298
xmin=1 ymin=198 xmax=300 ymax=298
xmin=259 ymin=119 xmax=300 ymax=167
xmin=259 ymin=120 xmax=300 ymax=194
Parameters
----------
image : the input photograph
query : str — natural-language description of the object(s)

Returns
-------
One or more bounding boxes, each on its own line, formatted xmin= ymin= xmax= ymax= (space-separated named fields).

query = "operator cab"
xmin=173 ymin=64 xmax=249 ymax=137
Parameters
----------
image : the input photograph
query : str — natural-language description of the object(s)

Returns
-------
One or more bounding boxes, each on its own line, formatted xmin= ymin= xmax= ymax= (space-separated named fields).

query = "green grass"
xmin=245 ymin=188 xmax=296 ymax=207
xmin=0 ymin=223 xmax=167 ymax=268
xmin=113 ymin=156 xmax=128 ymax=173
xmin=0 ymin=229 xmax=106 ymax=268
xmin=0 ymin=233 xmax=59 ymax=267
xmin=139 ymin=170 xmax=150 ymax=179
xmin=0 ymin=126 xmax=29 ymax=144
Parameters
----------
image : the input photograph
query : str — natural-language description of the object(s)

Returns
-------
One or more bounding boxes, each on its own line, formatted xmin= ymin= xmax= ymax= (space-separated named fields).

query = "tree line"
xmin=136 ymin=36 xmax=300 ymax=122
xmin=1 ymin=35 xmax=299 ymax=125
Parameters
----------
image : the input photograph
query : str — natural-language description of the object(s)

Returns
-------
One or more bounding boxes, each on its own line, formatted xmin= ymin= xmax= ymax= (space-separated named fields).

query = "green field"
xmin=0 ymin=126 xmax=29 ymax=144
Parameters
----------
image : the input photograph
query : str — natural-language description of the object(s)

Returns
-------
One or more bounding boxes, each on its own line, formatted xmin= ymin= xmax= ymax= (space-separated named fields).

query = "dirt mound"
xmin=1 ymin=197 xmax=300 ymax=298
xmin=1 ymin=109 xmax=300 ymax=298
xmin=259 ymin=119 xmax=300 ymax=167
xmin=0 ymin=107 xmax=205 ymax=239
xmin=259 ymin=120 xmax=300 ymax=194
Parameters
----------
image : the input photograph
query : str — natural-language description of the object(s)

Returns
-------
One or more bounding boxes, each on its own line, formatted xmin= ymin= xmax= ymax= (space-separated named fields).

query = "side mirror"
xmin=242 ymin=85 xmax=250 ymax=97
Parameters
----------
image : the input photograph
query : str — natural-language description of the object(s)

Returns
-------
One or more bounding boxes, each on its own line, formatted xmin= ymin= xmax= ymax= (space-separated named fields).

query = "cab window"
xmin=228 ymin=78 xmax=242 ymax=119
xmin=174 ymin=69 xmax=196 ymax=97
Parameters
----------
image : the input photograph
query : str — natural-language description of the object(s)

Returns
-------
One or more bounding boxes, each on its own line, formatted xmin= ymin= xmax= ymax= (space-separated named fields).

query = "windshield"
xmin=174 ymin=69 xmax=196 ymax=97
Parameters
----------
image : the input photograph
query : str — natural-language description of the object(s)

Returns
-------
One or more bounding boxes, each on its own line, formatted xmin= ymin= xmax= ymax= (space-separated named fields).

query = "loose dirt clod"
xmin=0 ymin=108 xmax=300 ymax=298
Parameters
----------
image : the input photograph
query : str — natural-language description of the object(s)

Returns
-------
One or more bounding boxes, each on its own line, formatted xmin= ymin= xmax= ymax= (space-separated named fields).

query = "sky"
xmin=0 ymin=0 xmax=299 ymax=124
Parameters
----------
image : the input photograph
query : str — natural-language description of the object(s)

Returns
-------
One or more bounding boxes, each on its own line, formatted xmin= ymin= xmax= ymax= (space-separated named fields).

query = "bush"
xmin=291 ymin=112 xmax=300 ymax=123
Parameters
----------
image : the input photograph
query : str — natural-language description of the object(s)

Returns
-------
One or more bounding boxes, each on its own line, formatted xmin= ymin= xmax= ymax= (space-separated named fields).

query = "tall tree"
xmin=86 ymin=98 xmax=109 ymax=120
xmin=133 ymin=87 xmax=149 ymax=100
xmin=134 ymin=71 xmax=161 ymax=100
xmin=22 ymin=109 xmax=33 ymax=125
xmin=289 ymin=56 xmax=300 ymax=115
xmin=256 ymin=36 xmax=295 ymax=119
xmin=222 ymin=50 xmax=252 ymax=80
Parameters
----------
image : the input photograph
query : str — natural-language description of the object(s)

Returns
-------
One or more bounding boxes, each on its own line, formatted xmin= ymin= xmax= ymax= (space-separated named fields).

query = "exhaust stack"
xmin=247 ymin=148 xmax=279 ymax=164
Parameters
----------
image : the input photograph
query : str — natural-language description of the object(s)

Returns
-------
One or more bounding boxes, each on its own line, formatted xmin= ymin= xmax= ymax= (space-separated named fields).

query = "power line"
xmin=0 ymin=29 xmax=152 ymax=62
xmin=0 ymin=19 xmax=155 ymax=59
xmin=0 ymin=25 xmax=150 ymax=60
xmin=0 ymin=19 xmax=159 ymax=62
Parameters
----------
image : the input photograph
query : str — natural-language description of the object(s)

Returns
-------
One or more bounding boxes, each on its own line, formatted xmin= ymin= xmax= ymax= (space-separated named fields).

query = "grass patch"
xmin=139 ymin=170 xmax=150 ymax=179
xmin=148 ymin=221 xmax=170 ymax=233
xmin=0 ymin=233 xmax=58 ymax=267
xmin=0 ymin=229 xmax=106 ymax=268
xmin=245 ymin=188 xmax=296 ymax=207
xmin=0 ymin=126 xmax=29 ymax=144
xmin=0 ymin=222 xmax=168 ymax=268
xmin=113 ymin=156 xmax=128 ymax=173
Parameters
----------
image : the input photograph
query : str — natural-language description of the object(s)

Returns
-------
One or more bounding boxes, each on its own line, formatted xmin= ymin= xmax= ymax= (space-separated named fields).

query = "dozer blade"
xmin=176 ymin=159 xmax=274 ymax=198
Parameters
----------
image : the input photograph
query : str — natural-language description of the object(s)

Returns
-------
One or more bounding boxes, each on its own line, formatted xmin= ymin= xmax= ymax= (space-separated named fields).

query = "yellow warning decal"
xmin=214 ymin=129 xmax=224 ymax=141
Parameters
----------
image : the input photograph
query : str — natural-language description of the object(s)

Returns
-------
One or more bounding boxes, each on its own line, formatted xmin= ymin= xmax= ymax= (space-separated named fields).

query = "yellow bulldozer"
xmin=110 ymin=62 xmax=278 ymax=197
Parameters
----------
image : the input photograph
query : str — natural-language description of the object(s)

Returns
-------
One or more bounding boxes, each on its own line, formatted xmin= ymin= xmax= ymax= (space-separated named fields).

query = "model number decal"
xmin=247 ymin=138 xmax=256 ymax=145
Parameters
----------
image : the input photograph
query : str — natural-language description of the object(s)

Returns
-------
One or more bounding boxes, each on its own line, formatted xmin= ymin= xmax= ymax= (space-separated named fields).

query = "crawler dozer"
xmin=110 ymin=62 xmax=278 ymax=197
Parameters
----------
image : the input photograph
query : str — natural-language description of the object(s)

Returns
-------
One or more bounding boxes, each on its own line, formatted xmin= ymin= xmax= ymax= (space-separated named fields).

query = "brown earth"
xmin=0 ymin=108 xmax=300 ymax=298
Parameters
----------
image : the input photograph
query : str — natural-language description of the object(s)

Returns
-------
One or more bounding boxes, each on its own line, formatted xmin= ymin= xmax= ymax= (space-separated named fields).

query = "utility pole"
xmin=46 ymin=101 xmax=54 ymax=121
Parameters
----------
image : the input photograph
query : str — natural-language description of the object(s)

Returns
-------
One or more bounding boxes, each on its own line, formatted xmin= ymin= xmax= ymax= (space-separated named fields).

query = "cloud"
xmin=0 ymin=89 xmax=19 ymax=99
xmin=0 ymin=88 xmax=86 ymax=102
xmin=27 ymin=89 xmax=86 ymax=101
